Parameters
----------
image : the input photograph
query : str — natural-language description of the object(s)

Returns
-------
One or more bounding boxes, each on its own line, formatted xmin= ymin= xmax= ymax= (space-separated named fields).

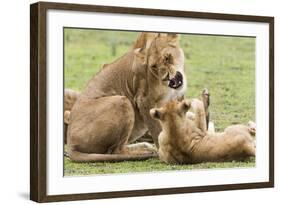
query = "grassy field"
xmin=64 ymin=28 xmax=256 ymax=176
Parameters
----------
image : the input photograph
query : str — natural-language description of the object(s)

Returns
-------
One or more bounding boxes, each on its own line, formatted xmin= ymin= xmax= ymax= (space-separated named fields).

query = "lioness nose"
xmin=168 ymin=71 xmax=183 ymax=89
xmin=169 ymin=78 xmax=176 ymax=87
xmin=175 ymin=71 xmax=183 ymax=82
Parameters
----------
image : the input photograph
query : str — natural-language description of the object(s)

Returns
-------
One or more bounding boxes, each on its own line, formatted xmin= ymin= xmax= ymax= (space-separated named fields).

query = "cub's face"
xmin=147 ymin=34 xmax=185 ymax=90
xmin=150 ymin=100 xmax=191 ymax=124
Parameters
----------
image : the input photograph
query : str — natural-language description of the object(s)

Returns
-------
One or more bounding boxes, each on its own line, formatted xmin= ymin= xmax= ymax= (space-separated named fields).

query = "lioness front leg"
xmin=141 ymin=117 xmax=161 ymax=149
xmin=138 ymin=101 xmax=162 ymax=148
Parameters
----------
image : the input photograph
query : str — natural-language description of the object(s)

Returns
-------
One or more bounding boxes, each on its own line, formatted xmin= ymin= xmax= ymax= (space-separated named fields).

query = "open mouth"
xmin=168 ymin=71 xmax=183 ymax=89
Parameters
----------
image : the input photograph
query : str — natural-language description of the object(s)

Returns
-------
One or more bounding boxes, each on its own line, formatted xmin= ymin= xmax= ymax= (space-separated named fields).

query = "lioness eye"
xmin=164 ymin=54 xmax=173 ymax=64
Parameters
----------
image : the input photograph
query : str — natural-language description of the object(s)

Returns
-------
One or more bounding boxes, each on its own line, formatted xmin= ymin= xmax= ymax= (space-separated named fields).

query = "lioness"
xmin=67 ymin=33 xmax=187 ymax=162
xmin=150 ymin=97 xmax=256 ymax=164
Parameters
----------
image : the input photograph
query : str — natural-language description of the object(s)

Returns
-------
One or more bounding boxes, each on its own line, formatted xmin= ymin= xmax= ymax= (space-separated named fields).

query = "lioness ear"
xmin=167 ymin=33 xmax=180 ymax=46
xmin=150 ymin=108 xmax=164 ymax=120
xmin=179 ymin=100 xmax=191 ymax=113
xmin=167 ymin=33 xmax=179 ymax=39
xmin=134 ymin=47 xmax=146 ymax=62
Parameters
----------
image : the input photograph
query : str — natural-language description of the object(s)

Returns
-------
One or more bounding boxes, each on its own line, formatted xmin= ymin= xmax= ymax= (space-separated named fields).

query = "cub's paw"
xmin=201 ymin=88 xmax=210 ymax=108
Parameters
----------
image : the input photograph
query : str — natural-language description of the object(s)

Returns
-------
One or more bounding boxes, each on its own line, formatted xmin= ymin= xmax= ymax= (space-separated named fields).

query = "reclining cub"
xmin=150 ymin=98 xmax=256 ymax=164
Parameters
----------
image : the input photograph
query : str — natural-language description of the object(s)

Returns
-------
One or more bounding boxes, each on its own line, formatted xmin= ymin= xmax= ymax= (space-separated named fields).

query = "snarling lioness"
xmin=66 ymin=33 xmax=187 ymax=162
xmin=150 ymin=95 xmax=256 ymax=164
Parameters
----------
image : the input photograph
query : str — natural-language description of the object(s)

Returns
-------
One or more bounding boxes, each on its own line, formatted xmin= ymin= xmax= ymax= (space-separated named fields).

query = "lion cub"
xmin=150 ymin=99 xmax=256 ymax=164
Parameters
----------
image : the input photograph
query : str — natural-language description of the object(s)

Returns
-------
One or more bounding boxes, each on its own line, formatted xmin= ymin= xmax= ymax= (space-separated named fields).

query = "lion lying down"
xmin=150 ymin=92 xmax=256 ymax=164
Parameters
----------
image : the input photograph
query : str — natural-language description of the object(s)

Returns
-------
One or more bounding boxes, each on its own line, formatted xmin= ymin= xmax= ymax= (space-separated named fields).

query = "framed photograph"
xmin=30 ymin=1 xmax=274 ymax=202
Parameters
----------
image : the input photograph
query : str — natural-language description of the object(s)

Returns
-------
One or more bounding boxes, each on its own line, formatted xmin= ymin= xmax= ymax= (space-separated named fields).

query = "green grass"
xmin=64 ymin=28 xmax=255 ymax=176
xmin=64 ymin=157 xmax=255 ymax=176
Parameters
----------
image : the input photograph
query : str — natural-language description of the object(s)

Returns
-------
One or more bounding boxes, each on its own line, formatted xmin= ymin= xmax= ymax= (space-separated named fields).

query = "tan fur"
xmin=133 ymin=33 xmax=159 ymax=50
xmin=64 ymin=89 xmax=80 ymax=144
xmin=150 ymin=99 xmax=256 ymax=164
xmin=64 ymin=89 xmax=80 ymax=112
xmin=66 ymin=32 xmax=187 ymax=162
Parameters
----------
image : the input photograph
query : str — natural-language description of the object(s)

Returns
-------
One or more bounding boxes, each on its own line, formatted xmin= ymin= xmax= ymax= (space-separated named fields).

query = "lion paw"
xmin=202 ymin=88 xmax=210 ymax=107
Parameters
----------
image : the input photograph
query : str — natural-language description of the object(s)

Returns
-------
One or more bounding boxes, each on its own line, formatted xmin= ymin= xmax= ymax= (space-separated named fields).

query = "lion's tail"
xmin=68 ymin=148 xmax=157 ymax=163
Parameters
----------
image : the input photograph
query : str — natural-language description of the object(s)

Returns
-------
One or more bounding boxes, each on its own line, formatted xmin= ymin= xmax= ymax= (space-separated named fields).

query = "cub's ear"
xmin=150 ymin=108 xmax=164 ymax=120
xmin=167 ymin=33 xmax=180 ymax=46
xmin=179 ymin=99 xmax=191 ymax=113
